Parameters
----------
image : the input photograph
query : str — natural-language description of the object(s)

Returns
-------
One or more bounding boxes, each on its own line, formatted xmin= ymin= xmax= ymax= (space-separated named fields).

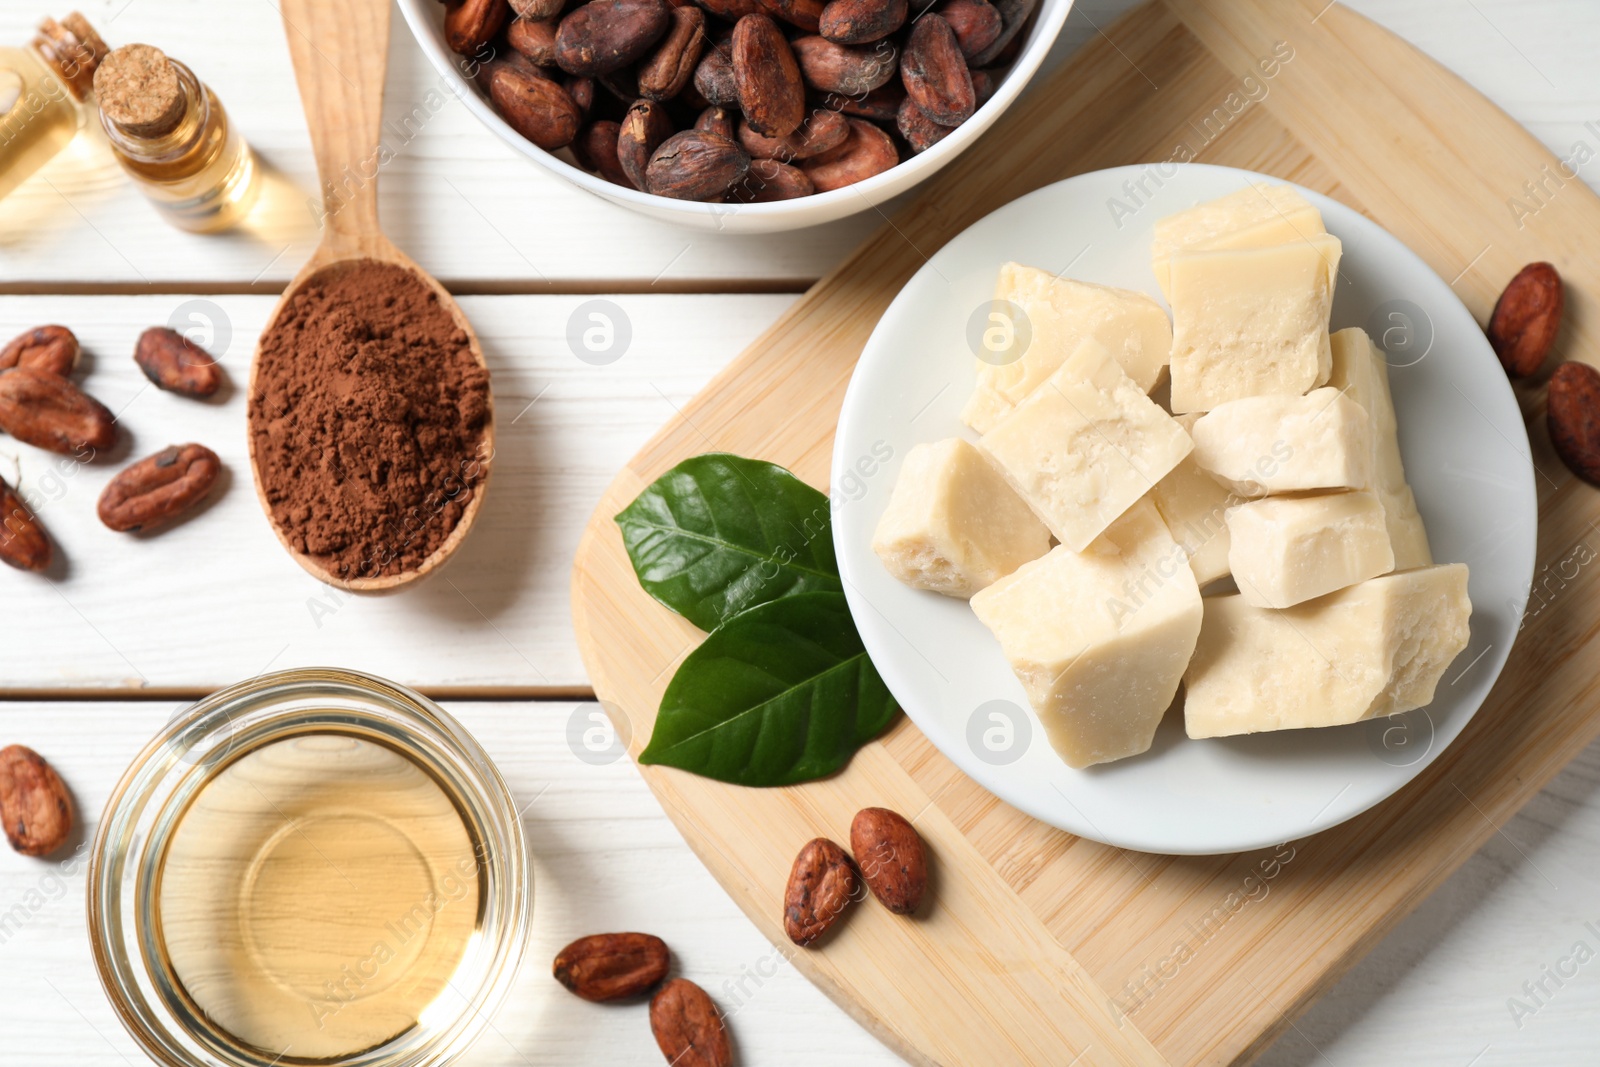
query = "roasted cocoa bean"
xmin=818 ymin=0 xmax=907 ymax=44
xmin=649 ymin=979 xmax=732 ymax=1067
xmin=791 ymin=34 xmax=897 ymax=96
xmin=901 ymin=14 xmax=973 ymax=125
xmin=553 ymin=932 xmax=671 ymax=1001
xmin=555 ymin=0 xmax=672 ymax=76
xmin=897 ymin=93 xmax=951 ymax=152
xmin=511 ymin=0 xmax=563 ymax=19
xmin=97 ymin=443 xmax=221 ymax=533
xmin=850 ymin=806 xmax=928 ymax=914
xmin=755 ymin=0 xmax=825 ymax=32
xmin=618 ymin=98 xmax=676 ymax=188
xmin=0 ymin=325 xmax=78 ymax=377
xmin=0 ymin=745 xmax=72 ymax=857
xmin=694 ymin=0 xmax=765 ymax=19
xmin=1548 ymin=361 xmax=1600 ymax=485
xmin=694 ymin=104 xmax=737 ymax=139
xmin=491 ymin=65 xmax=583 ymax=148
xmin=969 ymin=0 xmax=1034 ymax=66
xmin=937 ymin=0 xmax=1000 ymax=59
xmin=783 ymin=836 xmax=857 ymax=945
xmin=446 ymin=0 xmax=511 ymax=56
xmin=692 ymin=43 xmax=739 ymax=107
xmin=731 ymin=158 xmax=814 ymax=200
xmin=732 ymin=14 xmax=805 ymax=137
xmin=0 ymin=476 xmax=50 ymax=573
xmin=574 ymin=119 xmax=634 ymax=185
xmin=970 ymin=65 xmax=996 ymax=105
xmin=802 ymin=116 xmax=896 ymax=190
xmin=823 ymin=80 xmax=904 ymax=121
xmin=645 ymin=129 xmax=749 ymax=199
xmin=565 ymin=74 xmax=598 ymax=114
xmin=134 ymin=326 xmax=223 ymax=398
xmin=638 ymin=4 xmax=706 ymax=100
xmin=0 ymin=367 xmax=115 ymax=455
xmin=508 ymin=15 xmax=561 ymax=66
xmin=1488 ymin=262 xmax=1564 ymax=378
xmin=736 ymin=107 xmax=848 ymax=160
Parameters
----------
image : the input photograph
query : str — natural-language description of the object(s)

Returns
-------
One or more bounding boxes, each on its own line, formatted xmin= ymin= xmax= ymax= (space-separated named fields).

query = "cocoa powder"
xmin=250 ymin=261 xmax=490 ymax=581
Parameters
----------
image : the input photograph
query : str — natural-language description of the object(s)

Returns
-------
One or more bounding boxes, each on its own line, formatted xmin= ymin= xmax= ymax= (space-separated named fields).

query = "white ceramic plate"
xmin=832 ymin=164 xmax=1537 ymax=855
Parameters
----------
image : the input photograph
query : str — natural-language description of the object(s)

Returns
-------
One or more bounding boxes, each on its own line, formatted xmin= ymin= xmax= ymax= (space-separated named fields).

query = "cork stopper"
xmin=33 ymin=12 xmax=109 ymax=102
xmin=93 ymin=43 xmax=186 ymax=138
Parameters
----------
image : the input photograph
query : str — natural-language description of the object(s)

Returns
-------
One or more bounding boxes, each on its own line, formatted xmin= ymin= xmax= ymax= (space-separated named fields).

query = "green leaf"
xmin=639 ymin=592 xmax=899 ymax=786
xmin=615 ymin=453 xmax=841 ymax=632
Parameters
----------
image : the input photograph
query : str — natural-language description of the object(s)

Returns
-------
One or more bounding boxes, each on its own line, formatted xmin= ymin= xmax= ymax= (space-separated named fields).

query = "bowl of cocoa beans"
xmin=400 ymin=0 xmax=1072 ymax=231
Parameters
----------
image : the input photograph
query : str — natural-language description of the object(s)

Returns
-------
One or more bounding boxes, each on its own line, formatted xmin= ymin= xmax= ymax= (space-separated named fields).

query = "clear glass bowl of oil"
xmin=88 ymin=669 xmax=532 ymax=1067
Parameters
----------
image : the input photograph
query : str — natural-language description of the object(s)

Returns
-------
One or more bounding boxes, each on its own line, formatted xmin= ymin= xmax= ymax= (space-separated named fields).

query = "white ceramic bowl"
xmin=397 ymin=0 xmax=1074 ymax=232
xmin=832 ymin=164 xmax=1538 ymax=855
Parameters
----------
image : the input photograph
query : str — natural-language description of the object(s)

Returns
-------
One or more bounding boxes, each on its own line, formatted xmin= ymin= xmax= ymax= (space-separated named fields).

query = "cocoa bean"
xmin=645 ymin=129 xmax=750 ymax=199
xmin=818 ymin=0 xmax=907 ymax=44
xmin=555 ymin=0 xmax=672 ymax=76
xmin=491 ymin=65 xmax=583 ymax=148
xmin=573 ymin=120 xmax=634 ymax=185
xmin=970 ymin=65 xmax=995 ymax=105
xmin=694 ymin=0 xmax=764 ymax=19
xmin=937 ymin=0 xmax=1000 ymax=59
xmin=692 ymin=44 xmax=739 ymax=107
xmin=823 ymin=80 xmax=904 ymax=121
xmin=565 ymin=74 xmax=598 ymax=114
xmin=736 ymin=107 xmax=848 ymax=160
xmin=0 ymin=325 xmax=78 ymax=377
xmin=638 ymin=5 xmax=706 ymax=100
xmin=732 ymin=14 xmax=805 ymax=138
xmin=446 ymin=0 xmax=511 ymax=56
xmin=97 ymin=443 xmax=221 ymax=533
xmin=969 ymin=0 xmax=1034 ymax=66
xmin=618 ymin=99 xmax=676 ymax=188
xmin=507 ymin=15 xmax=561 ymax=66
xmin=553 ymin=932 xmax=670 ymax=1001
xmin=755 ymin=0 xmax=825 ymax=32
xmin=801 ymin=116 xmax=897 ymax=190
xmin=850 ymin=806 xmax=928 ymax=914
xmin=511 ymin=0 xmax=563 ymax=19
xmin=0 ymin=477 xmax=50 ymax=573
xmin=896 ymin=93 xmax=951 ymax=152
xmin=0 ymin=367 xmax=115 ymax=455
xmin=791 ymin=34 xmax=897 ymax=96
xmin=0 ymin=745 xmax=72 ymax=857
xmin=901 ymin=14 xmax=973 ymax=126
xmin=1548 ymin=362 xmax=1600 ymax=485
xmin=649 ymin=979 xmax=732 ymax=1067
xmin=134 ymin=326 xmax=223 ymax=398
xmin=693 ymin=105 xmax=736 ymax=139
xmin=731 ymin=158 xmax=814 ymax=200
xmin=783 ymin=836 xmax=857 ymax=945
xmin=1488 ymin=262 xmax=1564 ymax=378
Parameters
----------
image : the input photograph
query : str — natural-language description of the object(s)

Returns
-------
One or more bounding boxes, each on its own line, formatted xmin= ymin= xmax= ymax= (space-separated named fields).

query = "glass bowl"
xmin=87 ymin=668 xmax=532 ymax=1067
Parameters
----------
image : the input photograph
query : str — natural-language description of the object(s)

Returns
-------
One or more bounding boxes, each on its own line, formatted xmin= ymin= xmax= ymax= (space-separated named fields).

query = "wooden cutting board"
xmin=571 ymin=1 xmax=1600 ymax=1063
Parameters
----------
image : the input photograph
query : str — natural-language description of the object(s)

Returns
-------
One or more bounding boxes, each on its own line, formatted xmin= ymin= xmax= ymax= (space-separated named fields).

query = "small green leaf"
xmin=639 ymin=592 xmax=899 ymax=786
xmin=615 ymin=453 xmax=841 ymax=631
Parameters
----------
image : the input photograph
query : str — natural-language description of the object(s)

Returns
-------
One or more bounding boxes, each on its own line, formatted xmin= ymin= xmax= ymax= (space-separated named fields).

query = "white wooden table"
xmin=2 ymin=1 xmax=1598 ymax=1063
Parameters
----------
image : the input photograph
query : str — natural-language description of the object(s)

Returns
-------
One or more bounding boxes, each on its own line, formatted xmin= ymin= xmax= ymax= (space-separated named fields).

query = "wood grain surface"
xmin=571 ymin=1 xmax=1600 ymax=1063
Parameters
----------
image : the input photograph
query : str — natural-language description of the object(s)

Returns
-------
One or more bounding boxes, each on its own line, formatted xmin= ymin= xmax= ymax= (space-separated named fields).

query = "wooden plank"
xmin=0 ymin=293 xmax=792 ymax=694
xmin=570 ymin=2 xmax=1600 ymax=1064
xmin=0 ymin=701 xmax=899 ymax=1066
xmin=2 ymin=1 xmax=1597 ymax=289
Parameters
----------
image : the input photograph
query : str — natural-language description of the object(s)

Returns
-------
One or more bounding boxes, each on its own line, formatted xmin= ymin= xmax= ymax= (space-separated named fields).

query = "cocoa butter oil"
xmin=146 ymin=730 xmax=485 ymax=1062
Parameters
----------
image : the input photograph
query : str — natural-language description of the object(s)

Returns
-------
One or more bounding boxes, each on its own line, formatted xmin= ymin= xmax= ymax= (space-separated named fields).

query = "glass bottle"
xmin=0 ymin=13 xmax=106 ymax=202
xmin=94 ymin=43 xmax=259 ymax=233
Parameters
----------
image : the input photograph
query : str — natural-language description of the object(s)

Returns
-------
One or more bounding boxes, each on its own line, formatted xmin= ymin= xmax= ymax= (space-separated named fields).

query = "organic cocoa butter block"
xmin=1183 ymin=563 xmax=1472 ymax=739
xmin=961 ymin=263 xmax=1172 ymax=433
xmin=1328 ymin=327 xmax=1433 ymax=568
xmin=1226 ymin=491 xmax=1395 ymax=608
xmin=977 ymin=339 xmax=1193 ymax=551
xmin=971 ymin=500 xmax=1202 ymax=768
xmin=871 ymin=438 xmax=1050 ymax=598
xmin=1190 ymin=388 xmax=1371 ymax=497
xmin=1150 ymin=412 xmax=1236 ymax=586
xmin=1167 ymin=233 xmax=1342 ymax=413
xmin=1150 ymin=183 xmax=1327 ymax=299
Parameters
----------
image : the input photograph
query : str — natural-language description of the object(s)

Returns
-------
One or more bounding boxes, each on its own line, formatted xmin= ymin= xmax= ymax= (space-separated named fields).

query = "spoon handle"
xmin=279 ymin=0 xmax=390 ymax=257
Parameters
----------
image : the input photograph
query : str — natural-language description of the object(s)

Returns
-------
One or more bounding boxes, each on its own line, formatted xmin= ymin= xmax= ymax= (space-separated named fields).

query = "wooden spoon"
xmin=249 ymin=0 xmax=494 ymax=592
